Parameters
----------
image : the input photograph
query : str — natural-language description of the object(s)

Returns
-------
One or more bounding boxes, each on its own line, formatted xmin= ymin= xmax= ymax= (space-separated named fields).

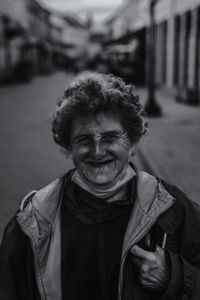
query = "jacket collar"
xmin=118 ymin=170 xmax=176 ymax=300
xmin=16 ymin=170 xmax=74 ymax=240
xmin=16 ymin=168 xmax=182 ymax=240
xmin=122 ymin=170 xmax=176 ymax=255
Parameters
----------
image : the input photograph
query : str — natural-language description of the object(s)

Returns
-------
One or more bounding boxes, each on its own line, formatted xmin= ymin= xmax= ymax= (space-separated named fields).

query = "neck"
xmin=72 ymin=164 xmax=136 ymax=201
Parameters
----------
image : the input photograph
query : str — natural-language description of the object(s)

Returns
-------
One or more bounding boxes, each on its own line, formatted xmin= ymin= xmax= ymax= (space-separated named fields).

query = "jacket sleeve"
xmin=158 ymin=250 xmax=184 ymax=300
xmin=179 ymin=200 xmax=200 ymax=300
xmin=160 ymin=243 xmax=200 ymax=300
xmin=0 ymin=216 xmax=39 ymax=300
xmin=161 ymin=183 xmax=200 ymax=300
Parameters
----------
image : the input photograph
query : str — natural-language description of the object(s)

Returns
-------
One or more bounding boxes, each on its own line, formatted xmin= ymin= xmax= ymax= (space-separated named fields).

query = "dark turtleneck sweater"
xmin=61 ymin=177 xmax=136 ymax=300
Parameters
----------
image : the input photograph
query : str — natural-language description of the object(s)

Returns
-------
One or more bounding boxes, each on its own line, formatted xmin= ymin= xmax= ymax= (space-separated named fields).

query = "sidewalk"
xmin=0 ymin=72 xmax=74 ymax=241
xmin=135 ymin=87 xmax=200 ymax=204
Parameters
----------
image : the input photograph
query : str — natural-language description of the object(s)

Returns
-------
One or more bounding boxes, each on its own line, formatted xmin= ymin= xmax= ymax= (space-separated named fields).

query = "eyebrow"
xmin=73 ymin=130 xmax=123 ymax=139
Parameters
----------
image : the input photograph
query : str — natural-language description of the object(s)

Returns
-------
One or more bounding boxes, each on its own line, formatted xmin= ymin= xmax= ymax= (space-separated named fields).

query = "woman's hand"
xmin=130 ymin=244 xmax=170 ymax=291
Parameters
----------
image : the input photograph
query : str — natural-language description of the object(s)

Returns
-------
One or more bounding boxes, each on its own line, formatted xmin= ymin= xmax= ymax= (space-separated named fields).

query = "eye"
xmin=74 ymin=136 xmax=92 ymax=145
xmin=102 ymin=134 xmax=119 ymax=143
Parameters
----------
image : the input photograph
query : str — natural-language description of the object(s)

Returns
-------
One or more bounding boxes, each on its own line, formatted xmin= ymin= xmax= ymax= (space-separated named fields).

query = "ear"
xmin=63 ymin=147 xmax=72 ymax=160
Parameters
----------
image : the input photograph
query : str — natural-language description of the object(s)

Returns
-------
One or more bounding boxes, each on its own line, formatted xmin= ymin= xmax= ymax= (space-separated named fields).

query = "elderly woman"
xmin=1 ymin=72 xmax=200 ymax=300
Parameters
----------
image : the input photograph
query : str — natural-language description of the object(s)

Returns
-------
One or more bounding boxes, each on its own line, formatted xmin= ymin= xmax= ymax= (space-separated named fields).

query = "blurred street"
xmin=135 ymin=88 xmax=200 ymax=204
xmin=0 ymin=72 xmax=74 ymax=240
xmin=0 ymin=71 xmax=200 ymax=241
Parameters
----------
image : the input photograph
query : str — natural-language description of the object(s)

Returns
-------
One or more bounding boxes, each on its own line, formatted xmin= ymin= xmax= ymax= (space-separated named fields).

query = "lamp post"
xmin=145 ymin=0 xmax=162 ymax=116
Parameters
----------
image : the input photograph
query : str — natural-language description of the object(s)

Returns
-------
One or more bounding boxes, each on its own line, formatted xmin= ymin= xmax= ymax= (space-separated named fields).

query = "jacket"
xmin=1 ymin=169 xmax=200 ymax=300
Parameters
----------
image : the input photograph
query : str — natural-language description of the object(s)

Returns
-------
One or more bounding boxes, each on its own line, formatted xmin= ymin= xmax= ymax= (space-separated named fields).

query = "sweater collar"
xmin=71 ymin=164 xmax=136 ymax=202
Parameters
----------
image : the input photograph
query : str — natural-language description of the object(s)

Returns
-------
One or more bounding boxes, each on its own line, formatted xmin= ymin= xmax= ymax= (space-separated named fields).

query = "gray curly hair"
xmin=52 ymin=72 xmax=148 ymax=153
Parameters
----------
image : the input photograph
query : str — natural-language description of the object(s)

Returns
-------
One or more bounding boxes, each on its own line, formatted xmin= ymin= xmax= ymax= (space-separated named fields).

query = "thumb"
xmin=130 ymin=244 xmax=150 ymax=259
xmin=155 ymin=244 xmax=165 ymax=255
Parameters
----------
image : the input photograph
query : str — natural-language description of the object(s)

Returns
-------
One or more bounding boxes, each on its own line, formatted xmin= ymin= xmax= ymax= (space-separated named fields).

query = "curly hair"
xmin=52 ymin=72 xmax=148 ymax=152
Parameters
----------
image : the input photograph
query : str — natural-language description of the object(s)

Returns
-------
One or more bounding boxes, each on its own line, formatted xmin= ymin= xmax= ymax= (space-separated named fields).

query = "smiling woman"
xmin=52 ymin=72 xmax=147 ymax=193
xmin=1 ymin=72 xmax=200 ymax=300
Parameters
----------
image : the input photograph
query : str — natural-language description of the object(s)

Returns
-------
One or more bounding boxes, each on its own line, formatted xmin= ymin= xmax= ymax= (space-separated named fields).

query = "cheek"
xmin=108 ymin=140 xmax=133 ymax=156
xmin=71 ymin=146 xmax=89 ymax=162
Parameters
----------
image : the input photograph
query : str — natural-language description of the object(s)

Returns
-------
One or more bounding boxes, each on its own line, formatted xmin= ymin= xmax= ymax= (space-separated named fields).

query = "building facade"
xmin=0 ymin=0 xmax=28 ymax=83
xmin=0 ymin=0 xmax=91 ymax=84
xmin=0 ymin=0 xmax=54 ymax=83
xmin=102 ymin=1 xmax=148 ymax=84
xmin=104 ymin=0 xmax=200 ymax=104
xmin=153 ymin=0 xmax=200 ymax=104
xmin=26 ymin=0 xmax=53 ymax=75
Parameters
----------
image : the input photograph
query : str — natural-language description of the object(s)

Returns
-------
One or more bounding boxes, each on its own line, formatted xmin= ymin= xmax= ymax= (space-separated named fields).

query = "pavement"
xmin=0 ymin=72 xmax=74 ymax=241
xmin=135 ymin=87 xmax=200 ymax=204
xmin=0 ymin=72 xmax=200 ymax=241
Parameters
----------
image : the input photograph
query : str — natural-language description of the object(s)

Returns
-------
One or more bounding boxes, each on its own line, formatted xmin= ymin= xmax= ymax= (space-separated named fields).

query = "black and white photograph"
xmin=0 ymin=0 xmax=200 ymax=299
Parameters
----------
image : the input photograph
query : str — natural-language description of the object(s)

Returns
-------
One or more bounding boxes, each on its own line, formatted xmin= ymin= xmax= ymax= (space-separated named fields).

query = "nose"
xmin=93 ymin=140 xmax=105 ymax=158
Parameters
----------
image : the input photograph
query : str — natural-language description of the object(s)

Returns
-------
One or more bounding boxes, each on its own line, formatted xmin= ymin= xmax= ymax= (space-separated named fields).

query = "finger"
xmin=129 ymin=254 xmax=142 ymax=267
xmin=130 ymin=245 xmax=151 ymax=259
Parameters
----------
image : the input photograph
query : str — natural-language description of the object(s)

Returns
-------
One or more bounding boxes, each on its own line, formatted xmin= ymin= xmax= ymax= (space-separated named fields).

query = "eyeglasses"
xmin=71 ymin=131 xmax=129 ymax=147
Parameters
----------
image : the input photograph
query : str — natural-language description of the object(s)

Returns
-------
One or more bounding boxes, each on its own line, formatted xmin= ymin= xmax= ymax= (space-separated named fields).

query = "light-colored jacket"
xmin=16 ymin=170 xmax=175 ymax=300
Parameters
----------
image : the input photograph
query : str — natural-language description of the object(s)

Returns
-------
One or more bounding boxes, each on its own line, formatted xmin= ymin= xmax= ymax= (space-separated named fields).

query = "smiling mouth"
xmin=87 ymin=160 xmax=114 ymax=167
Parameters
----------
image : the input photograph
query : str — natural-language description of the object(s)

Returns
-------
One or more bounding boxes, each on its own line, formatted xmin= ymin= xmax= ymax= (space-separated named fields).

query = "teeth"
xmin=89 ymin=160 xmax=113 ymax=167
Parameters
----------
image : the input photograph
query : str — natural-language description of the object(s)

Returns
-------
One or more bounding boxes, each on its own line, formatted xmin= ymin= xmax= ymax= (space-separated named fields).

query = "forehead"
xmin=70 ymin=113 xmax=124 ymax=137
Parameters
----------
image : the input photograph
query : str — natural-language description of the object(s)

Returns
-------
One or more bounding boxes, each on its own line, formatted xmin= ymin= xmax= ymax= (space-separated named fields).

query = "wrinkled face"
xmin=70 ymin=113 xmax=135 ymax=186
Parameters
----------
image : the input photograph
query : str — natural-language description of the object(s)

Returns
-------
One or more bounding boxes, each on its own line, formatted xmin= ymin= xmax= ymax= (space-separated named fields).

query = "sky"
xmin=40 ymin=0 xmax=124 ymax=23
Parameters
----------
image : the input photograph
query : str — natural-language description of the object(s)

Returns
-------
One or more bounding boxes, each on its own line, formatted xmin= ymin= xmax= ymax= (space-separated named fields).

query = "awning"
xmin=105 ymin=39 xmax=139 ymax=55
